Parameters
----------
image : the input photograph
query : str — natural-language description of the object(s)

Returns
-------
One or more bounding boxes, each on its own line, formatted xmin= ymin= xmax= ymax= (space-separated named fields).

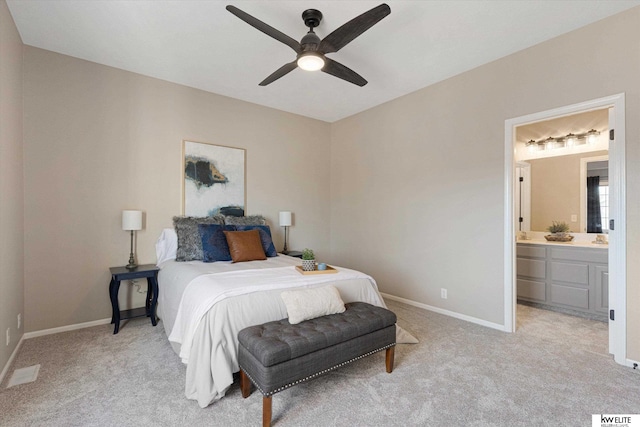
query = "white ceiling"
xmin=7 ymin=0 xmax=640 ymax=122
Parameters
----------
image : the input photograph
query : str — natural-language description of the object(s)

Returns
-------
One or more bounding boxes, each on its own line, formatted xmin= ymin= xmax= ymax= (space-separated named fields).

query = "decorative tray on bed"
xmin=295 ymin=265 xmax=339 ymax=275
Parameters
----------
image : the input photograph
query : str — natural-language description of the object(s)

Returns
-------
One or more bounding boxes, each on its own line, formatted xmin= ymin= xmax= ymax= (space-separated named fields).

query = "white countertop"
xmin=517 ymin=238 xmax=608 ymax=249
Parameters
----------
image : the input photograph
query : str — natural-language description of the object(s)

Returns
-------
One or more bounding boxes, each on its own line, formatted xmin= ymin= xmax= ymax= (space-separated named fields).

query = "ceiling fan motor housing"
xmin=300 ymin=31 xmax=321 ymax=50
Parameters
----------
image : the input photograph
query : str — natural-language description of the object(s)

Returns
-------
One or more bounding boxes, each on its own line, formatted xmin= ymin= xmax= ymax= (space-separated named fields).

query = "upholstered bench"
xmin=237 ymin=301 xmax=397 ymax=427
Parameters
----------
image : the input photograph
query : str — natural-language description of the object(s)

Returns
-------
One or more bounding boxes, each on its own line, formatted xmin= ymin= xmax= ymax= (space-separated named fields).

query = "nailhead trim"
xmin=239 ymin=342 xmax=396 ymax=397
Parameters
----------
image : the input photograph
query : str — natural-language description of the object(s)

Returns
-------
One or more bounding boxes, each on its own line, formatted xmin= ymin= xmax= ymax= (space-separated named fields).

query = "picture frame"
xmin=182 ymin=140 xmax=246 ymax=216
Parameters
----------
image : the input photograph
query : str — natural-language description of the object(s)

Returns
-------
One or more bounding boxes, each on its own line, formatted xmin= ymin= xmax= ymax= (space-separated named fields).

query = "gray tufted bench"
xmin=237 ymin=301 xmax=396 ymax=427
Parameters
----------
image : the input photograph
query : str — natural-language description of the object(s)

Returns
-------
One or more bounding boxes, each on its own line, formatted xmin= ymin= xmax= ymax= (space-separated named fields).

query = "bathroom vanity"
xmin=517 ymin=241 xmax=608 ymax=321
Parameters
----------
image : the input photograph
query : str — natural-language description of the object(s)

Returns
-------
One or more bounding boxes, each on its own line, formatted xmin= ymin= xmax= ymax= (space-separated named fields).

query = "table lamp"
xmin=122 ymin=210 xmax=143 ymax=269
xmin=279 ymin=211 xmax=292 ymax=255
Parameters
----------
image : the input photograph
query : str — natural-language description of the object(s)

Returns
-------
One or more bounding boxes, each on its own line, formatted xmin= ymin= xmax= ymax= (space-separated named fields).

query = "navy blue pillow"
xmin=198 ymin=224 xmax=236 ymax=262
xmin=234 ymin=225 xmax=277 ymax=257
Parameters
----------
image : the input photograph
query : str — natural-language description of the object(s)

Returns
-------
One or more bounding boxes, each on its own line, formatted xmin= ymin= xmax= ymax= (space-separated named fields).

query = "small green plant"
xmin=301 ymin=248 xmax=315 ymax=260
xmin=547 ymin=221 xmax=570 ymax=234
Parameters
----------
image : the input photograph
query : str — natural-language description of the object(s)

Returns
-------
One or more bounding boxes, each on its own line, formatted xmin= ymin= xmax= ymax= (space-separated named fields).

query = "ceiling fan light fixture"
xmin=227 ymin=3 xmax=390 ymax=85
xmin=297 ymin=52 xmax=325 ymax=71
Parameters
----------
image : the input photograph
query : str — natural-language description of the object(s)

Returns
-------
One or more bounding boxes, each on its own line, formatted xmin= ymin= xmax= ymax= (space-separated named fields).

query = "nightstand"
xmin=109 ymin=264 xmax=159 ymax=334
xmin=282 ymin=250 xmax=303 ymax=258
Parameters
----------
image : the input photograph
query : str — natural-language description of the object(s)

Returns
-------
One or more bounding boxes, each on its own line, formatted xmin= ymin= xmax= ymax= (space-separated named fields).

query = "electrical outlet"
xmin=6 ymin=328 xmax=9 ymax=346
xmin=441 ymin=288 xmax=448 ymax=299
xmin=18 ymin=313 xmax=21 ymax=330
xmin=571 ymin=214 xmax=578 ymax=222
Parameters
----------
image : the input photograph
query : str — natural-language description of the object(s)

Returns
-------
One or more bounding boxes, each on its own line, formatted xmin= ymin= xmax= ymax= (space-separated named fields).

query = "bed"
xmin=155 ymin=220 xmax=411 ymax=408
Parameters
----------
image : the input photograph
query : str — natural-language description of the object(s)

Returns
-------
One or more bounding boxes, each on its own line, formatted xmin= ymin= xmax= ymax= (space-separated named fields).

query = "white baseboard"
xmin=380 ymin=292 xmax=509 ymax=332
xmin=23 ymin=318 xmax=111 ymax=339
xmin=625 ymin=358 xmax=640 ymax=370
xmin=1 ymin=318 xmax=111 ymax=384
xmin=0 ymin=335 xmax=25 ymax=385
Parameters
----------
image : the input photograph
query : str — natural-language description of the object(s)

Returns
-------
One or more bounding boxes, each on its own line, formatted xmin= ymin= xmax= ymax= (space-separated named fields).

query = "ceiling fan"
xmin=226 ymin=3 xmax=391 ymax=87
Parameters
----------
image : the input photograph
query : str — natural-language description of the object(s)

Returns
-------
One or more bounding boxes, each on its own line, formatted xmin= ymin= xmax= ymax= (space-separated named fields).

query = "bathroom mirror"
xmin=524 ymin=152 xmax=608 ymax=233
xmin=515 ymin=108 xmax=610 ymax=234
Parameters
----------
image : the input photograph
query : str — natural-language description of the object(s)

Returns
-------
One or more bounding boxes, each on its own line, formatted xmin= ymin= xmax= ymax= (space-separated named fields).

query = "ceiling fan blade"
xmin=318 ymin=3 xmax=390 ymax=54
xmin=259 ymin=61 xmax=298 ymax=86
xmin=321 ymin=58 xmax=367 ymax=87
xmin=226 ymin=5 xmax=302 ymax=54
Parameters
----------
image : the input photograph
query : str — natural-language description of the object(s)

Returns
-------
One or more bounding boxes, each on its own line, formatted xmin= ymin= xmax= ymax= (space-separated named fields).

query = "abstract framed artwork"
xmin=182 ymin=140 xmax=246 ymax=216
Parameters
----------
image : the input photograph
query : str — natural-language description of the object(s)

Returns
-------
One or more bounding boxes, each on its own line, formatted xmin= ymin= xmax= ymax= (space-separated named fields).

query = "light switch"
xmin=571 ymin=214 xmax=577 ymax=222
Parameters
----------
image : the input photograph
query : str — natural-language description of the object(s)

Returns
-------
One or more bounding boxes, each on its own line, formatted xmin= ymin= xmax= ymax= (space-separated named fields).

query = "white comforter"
xmin=157 ymin=255 xmax=387 ymax=408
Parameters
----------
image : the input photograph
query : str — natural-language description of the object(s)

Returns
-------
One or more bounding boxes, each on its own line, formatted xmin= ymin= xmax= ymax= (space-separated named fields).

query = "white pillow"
xmin=155 ymin=228 xmax=178 ymax=265
xmin=280 ymin=285 xmax=345 ymax=325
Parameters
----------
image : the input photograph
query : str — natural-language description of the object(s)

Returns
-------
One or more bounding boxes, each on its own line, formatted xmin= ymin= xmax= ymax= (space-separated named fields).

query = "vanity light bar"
xmin=526 ymin=129 xmax=600 ymax=152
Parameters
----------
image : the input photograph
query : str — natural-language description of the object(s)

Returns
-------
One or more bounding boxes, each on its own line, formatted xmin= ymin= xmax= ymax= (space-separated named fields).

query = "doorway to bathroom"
xmin=504 ymin=94 xmax=627 ymax=366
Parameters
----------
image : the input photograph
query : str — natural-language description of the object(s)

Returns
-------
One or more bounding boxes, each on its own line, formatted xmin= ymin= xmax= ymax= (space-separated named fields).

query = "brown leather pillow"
xmin=223 ymin=229 xmax=267 ymax=263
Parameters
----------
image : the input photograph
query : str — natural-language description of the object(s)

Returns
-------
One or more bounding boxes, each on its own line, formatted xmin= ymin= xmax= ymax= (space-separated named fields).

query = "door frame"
xmin=503 ymin=93 xmax=627 ymax=365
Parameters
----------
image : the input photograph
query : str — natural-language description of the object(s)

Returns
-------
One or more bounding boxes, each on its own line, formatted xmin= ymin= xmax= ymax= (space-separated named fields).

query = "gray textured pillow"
xmin=173 ymin=215 xmax=225 ymax=261
xmin=223 ymin=215 xmax=266 ymax=226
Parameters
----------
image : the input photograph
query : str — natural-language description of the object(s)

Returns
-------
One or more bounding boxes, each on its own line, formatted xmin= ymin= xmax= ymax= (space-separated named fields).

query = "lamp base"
xmin=126 ymin=231 xmax=137 ymax=269
xmin=282 ymin=226 xmax=289 ymax=255
xmin=126 ymin=252 xmax=137 ymax=270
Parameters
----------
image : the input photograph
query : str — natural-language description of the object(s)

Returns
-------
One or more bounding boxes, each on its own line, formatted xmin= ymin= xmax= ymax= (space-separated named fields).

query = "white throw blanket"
xmin=169 ymin=265 xmax=383 ymax=364
xmin=158 ymin=257 xmax=416 ymax=407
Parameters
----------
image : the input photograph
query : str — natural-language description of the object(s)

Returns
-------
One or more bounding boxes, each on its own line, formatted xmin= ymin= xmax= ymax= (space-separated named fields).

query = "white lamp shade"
xmin=122 ymin=210 xmax=143 ymax=231
xmin=279 ymin=211 xmax=292 ymax=227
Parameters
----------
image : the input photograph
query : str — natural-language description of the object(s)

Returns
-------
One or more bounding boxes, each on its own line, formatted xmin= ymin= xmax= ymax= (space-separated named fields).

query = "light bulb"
xmin=545 ymin=137 xmax=555 ymax=150
xmin=297 ymin=53 xmax=325 ymax=71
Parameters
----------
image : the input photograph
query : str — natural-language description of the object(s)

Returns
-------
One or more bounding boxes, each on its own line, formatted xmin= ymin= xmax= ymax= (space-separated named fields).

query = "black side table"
xmin=109 ymin=264 xmax=159 ymax=334
xmin=282 ymin=251 xmax=303 ymax=258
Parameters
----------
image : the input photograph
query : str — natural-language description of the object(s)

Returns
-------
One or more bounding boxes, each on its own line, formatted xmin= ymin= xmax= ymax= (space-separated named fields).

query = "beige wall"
xmin=22 ymin=47 xmax=331 ymax=332
xmin=330 ymin=8 xmax=640 ymax=359
xmin=529 ymin=150 xmax=608 ymax=232
xmin=12 ymin=5 xmax=640 ymax=365
xmin=0 ymin=0 xmax=24 ymax=372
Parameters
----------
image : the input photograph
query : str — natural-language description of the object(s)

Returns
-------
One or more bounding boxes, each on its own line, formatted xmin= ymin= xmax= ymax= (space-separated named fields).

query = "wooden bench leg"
xmin=385 ymin=346 xmax=395 ymax=373
xmin=240 ymin=369 xmax=251 ymax=398
xmin=263 ymin=395 xmax=272 ymax=427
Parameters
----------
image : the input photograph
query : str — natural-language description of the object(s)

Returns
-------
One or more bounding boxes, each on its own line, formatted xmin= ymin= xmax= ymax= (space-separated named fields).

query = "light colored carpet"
xmin=1 ymin=300 xmax=638 ymax=426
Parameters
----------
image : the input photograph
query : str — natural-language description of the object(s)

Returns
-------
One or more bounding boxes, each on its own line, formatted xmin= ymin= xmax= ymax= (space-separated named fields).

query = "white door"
xmin=607 ymin=105 xmax=626 ymax=362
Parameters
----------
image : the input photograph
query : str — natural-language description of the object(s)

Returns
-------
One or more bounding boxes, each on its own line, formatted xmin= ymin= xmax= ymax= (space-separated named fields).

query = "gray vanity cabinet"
xmin=516 ymin=246 xmax=546 ymax=302
xmin=517 ymin=243 xmax=608 ymax=320
xmin=593 ymin=265 xmax=609 ymax=315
